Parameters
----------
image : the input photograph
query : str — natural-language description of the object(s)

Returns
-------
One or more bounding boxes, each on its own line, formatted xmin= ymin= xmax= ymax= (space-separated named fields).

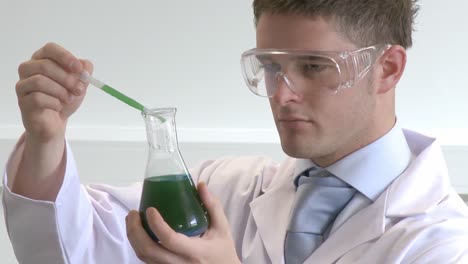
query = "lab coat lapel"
xmin=249 ymin=160 xmax=296 ymax=264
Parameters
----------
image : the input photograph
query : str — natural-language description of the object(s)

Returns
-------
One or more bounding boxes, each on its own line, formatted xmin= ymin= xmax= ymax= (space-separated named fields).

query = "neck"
xmin=313 ymin=115 xmax=397 ymax=168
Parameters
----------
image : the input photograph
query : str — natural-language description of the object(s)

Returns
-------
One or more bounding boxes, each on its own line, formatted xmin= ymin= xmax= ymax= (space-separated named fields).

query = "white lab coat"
xmin=3 ymin=129 xmax=468 ymax=264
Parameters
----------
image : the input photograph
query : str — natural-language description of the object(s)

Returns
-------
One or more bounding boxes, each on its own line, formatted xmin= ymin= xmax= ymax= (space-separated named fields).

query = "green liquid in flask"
xmin=139 ymin=174 xmax=209 ymax=241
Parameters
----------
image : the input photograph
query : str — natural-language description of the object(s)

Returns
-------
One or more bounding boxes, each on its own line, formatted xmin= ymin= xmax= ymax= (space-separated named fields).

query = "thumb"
xmin=76 ymin=59 xmax=94 ymax=95
xmin=61 ymin=58 xmax=93 ymax=117
xmin=198 ymin=182 xmax=230 ymax=232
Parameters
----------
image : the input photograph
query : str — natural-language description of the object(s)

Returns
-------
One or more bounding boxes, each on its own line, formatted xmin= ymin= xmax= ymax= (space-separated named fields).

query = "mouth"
xmin=277 ymin=117 xmax=313 ymax=129
xmin=279 ymin=118 xmax=309 ymax=122
xmin=277 ymin=116 xmax=311 ymax=122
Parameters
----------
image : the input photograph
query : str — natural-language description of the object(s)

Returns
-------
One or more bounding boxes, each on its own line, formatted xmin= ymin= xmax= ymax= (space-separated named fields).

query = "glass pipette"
xmin=79 ymin=71 xmax=165 ymax=122
xmin=79 ymin=71 xmax=148 ymax=112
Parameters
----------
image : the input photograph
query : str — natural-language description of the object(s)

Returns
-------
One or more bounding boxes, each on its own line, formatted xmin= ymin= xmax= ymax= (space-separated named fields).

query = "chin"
xmin=277 ymin=124 xmax=324 ymax=157
xmin=280 ymin=138 xmax=312 ymax=159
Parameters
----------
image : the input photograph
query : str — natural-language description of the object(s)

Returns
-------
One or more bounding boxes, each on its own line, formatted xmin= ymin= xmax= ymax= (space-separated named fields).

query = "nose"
xmin=271 ymin=72 xmax=301 ymax=105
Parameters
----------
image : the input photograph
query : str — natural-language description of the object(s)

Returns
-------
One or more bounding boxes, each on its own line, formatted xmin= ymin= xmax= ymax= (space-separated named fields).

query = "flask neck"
xmin=142 ymin=108 xmax=179 ymax=153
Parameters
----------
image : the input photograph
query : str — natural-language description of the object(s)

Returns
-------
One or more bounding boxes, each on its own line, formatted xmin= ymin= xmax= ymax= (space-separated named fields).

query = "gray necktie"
xmin=284 ymin=168 xmax=356 ymax=264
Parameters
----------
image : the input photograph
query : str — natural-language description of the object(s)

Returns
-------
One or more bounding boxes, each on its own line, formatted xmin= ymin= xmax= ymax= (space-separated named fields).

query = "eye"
xmin=263 ymin=63 xmax=281 ymax=73
xmin=302 ymin=64 xmax=327 ymax=74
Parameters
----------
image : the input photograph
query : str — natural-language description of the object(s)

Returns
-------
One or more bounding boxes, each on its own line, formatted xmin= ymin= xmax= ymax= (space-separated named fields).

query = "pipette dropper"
xmin=80 ymin=71 xmax=148 ymax=113
xmin=79 ymin=71 xmax=165 ymax=122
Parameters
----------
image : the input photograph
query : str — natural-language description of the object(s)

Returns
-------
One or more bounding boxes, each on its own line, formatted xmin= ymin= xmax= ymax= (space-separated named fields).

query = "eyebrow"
xmin=256 ymin=54 xmax=274 ymax=63
xmin=291 ymin=55 xmax=330 ymax=62
xmin=255 ymin=54 xmax=335 ymax=66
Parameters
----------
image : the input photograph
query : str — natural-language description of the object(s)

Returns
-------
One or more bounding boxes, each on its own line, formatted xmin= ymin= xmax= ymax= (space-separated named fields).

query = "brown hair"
xmin=253 ymin=0 xmax=419 ymax=49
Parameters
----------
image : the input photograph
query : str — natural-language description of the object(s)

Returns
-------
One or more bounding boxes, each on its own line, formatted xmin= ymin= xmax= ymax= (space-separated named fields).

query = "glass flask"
xmin=139 ymin=107 xmax=209 ymax=241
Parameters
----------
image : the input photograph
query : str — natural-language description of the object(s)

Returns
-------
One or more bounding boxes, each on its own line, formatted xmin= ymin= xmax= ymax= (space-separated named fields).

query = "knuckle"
xmin=160 ymin=254 xmax=175 ymax=264
xmin=29 ymin=92 xmax=44 ymax=106
xmin=31 ymin=75 xmax=46 ymax=88
xmin=17 ymin=62 xmax=26 ymax=74
xmin=139 ymin=245 xmax=153 ymax=259
xmin=60 ymin=91 xmax=69 ymax=103
xmin=37 ymin=60 xmax=49 ymax=74
xmin=17 ymin=61 xmax=30 ymax=77
xmin=64 ymin=74 xmax=76 ymax=89
xmin=161 ymin=232 xmax=178 ymax=248
xmin=43 ymin=42 xmax=56 ymax=51
xmin=135 ymin=250 xmax=147 ymax=262
xmin=187 ymin=255 xmax=202 ymax=264
xmin=15 ymin=80 xmax=24 ymax=95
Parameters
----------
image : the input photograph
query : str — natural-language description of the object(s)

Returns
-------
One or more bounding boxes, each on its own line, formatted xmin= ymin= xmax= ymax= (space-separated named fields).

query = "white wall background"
xmin=1 ymin=1 xmax=468 ymax=263
xmin=0 ymin=0 xmax=467 ymax=143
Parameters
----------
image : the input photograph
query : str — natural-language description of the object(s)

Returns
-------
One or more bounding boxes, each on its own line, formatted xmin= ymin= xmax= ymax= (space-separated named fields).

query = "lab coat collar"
xmin=250 ymin=129 xmax=451 ymax=263
xmin=385 ymin=129 xmax=450 ymax=216
xmin=304 ymin=129 xmax=450 ymax=263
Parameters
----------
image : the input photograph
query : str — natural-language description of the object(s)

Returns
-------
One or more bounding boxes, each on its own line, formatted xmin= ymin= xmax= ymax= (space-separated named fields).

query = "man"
xmin=3 ymin=0 xmax=468 ymax=263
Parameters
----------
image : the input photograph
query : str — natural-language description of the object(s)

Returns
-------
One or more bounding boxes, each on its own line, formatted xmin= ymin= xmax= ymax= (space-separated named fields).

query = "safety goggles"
xmin=240 ymin=44 xmax=390 ymax=97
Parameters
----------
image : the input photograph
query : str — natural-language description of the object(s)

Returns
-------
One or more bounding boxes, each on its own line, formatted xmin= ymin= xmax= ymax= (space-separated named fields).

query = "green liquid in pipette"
xmin=100 ymin=84 xmax=165 ymax=122
xmin=101 ymin=84 xmax=146 ymax=112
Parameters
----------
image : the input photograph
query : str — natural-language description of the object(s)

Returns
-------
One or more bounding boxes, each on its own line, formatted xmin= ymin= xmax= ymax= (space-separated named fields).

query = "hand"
xmin=16 ymin=42 xmax=94 ymax=143
xmin=126 ymin=182 xmax=241 ymax=264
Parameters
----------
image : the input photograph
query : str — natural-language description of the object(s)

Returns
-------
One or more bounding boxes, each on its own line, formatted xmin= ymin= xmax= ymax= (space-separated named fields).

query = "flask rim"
xmin=142 ymin=107 xmax=177 ymax=117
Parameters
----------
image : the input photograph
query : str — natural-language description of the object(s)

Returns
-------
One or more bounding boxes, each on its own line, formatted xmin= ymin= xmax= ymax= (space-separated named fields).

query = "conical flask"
xmin=139 ymin=107 xmax=209 ymax=241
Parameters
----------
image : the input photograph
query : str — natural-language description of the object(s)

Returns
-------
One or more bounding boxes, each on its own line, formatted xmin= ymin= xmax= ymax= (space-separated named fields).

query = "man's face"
xmin=256 ymin=14 xmax=379 ymax=166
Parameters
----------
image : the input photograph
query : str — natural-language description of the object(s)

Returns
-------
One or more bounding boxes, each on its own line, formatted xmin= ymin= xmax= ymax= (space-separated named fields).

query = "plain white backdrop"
xmin=1 ymin=1 xmax=467 ymax=263
xmin=0 ymin=1 xmax=467 ymax=142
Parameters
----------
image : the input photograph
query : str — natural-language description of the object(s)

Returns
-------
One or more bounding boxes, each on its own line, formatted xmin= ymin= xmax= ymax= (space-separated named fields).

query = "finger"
xmin=146 ymin=207 xmax=198 ymax=256
xmin=125 ymin=211 xmax=183 ymax=264
xmin=16 ymin=75 xmax=74 ymax=104
xmin=18 ymin=59 xmax=83 ymax=96
xmin=198 ymin=182 xmax=230 ymax=232
xmin=77 ymin=59 xmax=94 ymax=93
xmin=80 ymin=59 xmax=94 ymax=76
xmin=31 ymin=42 xmax=83 ymax=73
xmin=20 ymin=92 xmax=63 ymax=113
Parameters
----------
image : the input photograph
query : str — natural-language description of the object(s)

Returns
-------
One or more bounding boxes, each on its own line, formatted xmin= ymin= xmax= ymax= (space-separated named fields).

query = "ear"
xmin=376 ymin=45 xmax=407 ymax=94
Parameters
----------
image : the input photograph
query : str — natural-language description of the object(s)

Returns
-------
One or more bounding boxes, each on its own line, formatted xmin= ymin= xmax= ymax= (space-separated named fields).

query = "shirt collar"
xmin=294 ymin=121 xmax=413 ymax=201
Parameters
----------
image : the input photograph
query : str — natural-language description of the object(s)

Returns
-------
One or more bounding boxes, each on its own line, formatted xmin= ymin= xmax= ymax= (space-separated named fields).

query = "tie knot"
xmin=294 ymin=167 xmax=349 ymax=189
xmin=306 ymin=167 xmax=329 ymax=177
